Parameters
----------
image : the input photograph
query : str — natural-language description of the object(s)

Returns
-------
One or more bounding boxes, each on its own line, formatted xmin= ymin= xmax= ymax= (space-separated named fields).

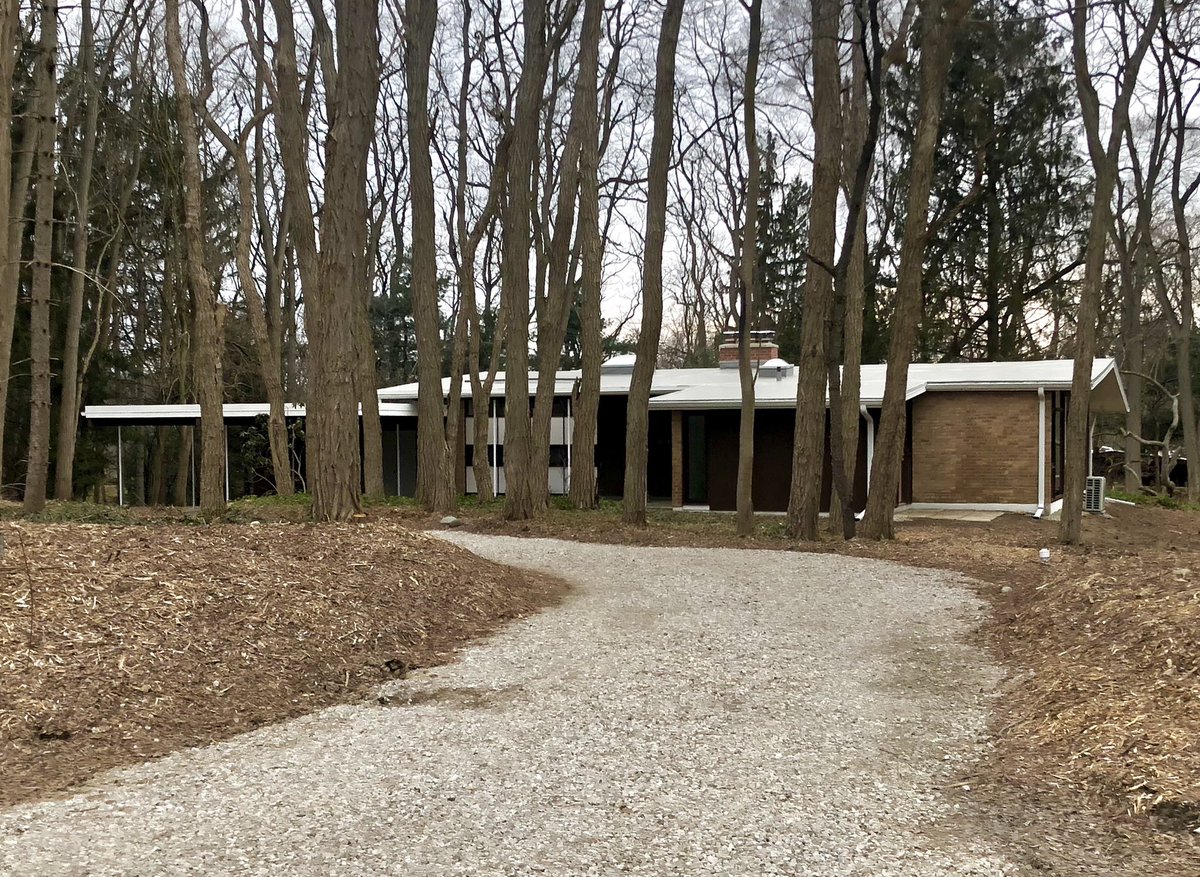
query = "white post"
xmin=224 ymin=426 xmax=231 ymax=502
xmin=1036 ymin=388 xmax=1046 ymax=517
xmin=116 ymin=425 xmax=124 ymax=506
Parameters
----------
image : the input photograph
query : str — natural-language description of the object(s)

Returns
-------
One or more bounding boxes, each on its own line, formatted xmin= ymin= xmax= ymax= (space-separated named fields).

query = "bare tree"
xmin=502 ymin=0 xmax=550 ymax=520
xmin=734 ymin=0 xmax=762 ymax=537
xmin=22 ymin=0 xmax=58 ymax=513
xmin=1060 ymin=0 xmax=1163 ymax=543
xmin=788 ymin=0 xmax=844 ymax=540
xmin=860 ymin=0 xmax=972 ymax=540
xmin=407 ymin=0 xmax=456 ymax=512
xmin=622 ymin=0 xmax=685 ymax=525
xmin=267 ymin=0 xmax=380 ymax=520
xmin=0 ymin=0 xmax=28 ymax=492
xmin=568 ymin=0 xmax=613 ymax=509
xmin=165 ymin=0 xmax=226 ymax=515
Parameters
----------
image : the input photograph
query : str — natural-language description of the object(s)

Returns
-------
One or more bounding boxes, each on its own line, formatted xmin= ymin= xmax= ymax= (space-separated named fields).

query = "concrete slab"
xmin=894 ymin=508 xmax=1006 ymax=523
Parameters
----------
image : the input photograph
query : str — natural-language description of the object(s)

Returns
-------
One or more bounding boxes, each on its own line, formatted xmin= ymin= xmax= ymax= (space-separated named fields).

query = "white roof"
xmin=646 ymin=358 xmax=1127 ymax=412
xmin=86 ymin=358 xmax=1127 ymax=422
xmin=82 ymin=401 xmax=418 ymax=421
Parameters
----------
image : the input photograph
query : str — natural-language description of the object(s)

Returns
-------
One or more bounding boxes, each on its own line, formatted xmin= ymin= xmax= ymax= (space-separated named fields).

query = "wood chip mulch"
xmin=0 ymin=519 xmax=566 ymax=807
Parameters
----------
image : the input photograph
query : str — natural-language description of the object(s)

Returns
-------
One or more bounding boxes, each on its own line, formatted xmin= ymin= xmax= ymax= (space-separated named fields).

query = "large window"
xmin=1051 ymin=391 xmax=1067 ymax=499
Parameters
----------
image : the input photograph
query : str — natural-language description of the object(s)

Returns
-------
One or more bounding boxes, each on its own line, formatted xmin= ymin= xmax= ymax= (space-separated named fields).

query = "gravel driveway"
xmin=0 ymin=535 xmax=1014 ymax=876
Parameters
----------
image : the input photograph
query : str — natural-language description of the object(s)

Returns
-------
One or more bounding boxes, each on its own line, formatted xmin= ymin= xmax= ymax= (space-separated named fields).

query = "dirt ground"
xmin=0 ymin=517 xmax=565 ymax=807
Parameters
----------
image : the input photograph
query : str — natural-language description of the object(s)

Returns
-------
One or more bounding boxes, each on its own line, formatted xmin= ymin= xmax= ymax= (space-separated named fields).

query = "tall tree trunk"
xmin=406 ymin=0 xmax=454 ymax=512
xmin=734 ymin=0 xmax=763 ymax=537
xmin=568 ymin=0 xmax=605 ymax=510
xmin=621 ymin=0 xmax=684 ymax=525
xmin=310 ymin=0 xmax=380 ymax=519
xmin=268 ymin=0 xmax=379 ymax=520
xmin=165 ymin=0 xmax=225 ymax=516
xmin=22 ymin=0 xmax=57 ymax=514
xmin=207 ymin=131 xmax=293 ymax=496
xmin=860 ymin=0 xmax=972 ymax=540
xmin=0 ymin=0 xmax=26 ymax=492
xmin=1060 ymin=0 xmax=1162 ymax=543
xmin=53 ymin=0 xmax=97 ymax=500
xmin=502 ymin=0 xmax=550 ymax=520
xmin=828 ymin=5 xmax=874 ymax=533
xmin=528 ymin=0 xmax=598 ymax=511
xmin=788 ymin=0 xmax=842 ymax=540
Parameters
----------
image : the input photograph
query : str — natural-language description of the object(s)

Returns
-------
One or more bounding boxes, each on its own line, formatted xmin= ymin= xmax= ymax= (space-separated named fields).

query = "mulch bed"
xmin=0 ymin=519 xmax=565 ymax=807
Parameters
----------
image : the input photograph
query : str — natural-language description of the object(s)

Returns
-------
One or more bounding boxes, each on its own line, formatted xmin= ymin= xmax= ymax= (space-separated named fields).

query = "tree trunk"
xmin=268 ymin=0 xmax=378 ymax=520
xmin=529 ymin=0 xmax=599 ymax=511
xmin=406 ymin=0 xmax=454 ymax=513
xmin=0 ymin=0 xmax=28 ymax=492
xmin=22 ymin=0 xmax=57 ymax=515
xmin=1060 ymin=0 xmax=1162 ymax=543
xmin=860 ymin=0 xmax=972 ymax=540
xmin=502 ymin=0 xmax=550 ymax=521
xmin=165 ymin=0 xmax=225 ymax=517
xmin=200 ymin=101 xmax=293 ymax=498
xmin=734 ymin=0 xmax=763 ymax=537
xmin=568 ymin=0 xmax=605 ymax=510
xmin=827 ymin=16 xmax=868 ymax=534
xmin=787 ymin=0 xmax=842 ymax=540
xmin=53 ymin=0 xmax=97 ymax=500
xmin=621 ymin=0 xmax=684 ymax=525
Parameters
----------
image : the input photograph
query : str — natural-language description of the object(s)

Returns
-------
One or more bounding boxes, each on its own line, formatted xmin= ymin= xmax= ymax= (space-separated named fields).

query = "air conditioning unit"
xmin=1084 ymin=476 xmax=1106 ymax=514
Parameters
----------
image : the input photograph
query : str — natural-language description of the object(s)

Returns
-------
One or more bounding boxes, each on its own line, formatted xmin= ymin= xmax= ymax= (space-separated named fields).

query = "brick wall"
xmin=911 ymin=391 xmax=1050 ymax=506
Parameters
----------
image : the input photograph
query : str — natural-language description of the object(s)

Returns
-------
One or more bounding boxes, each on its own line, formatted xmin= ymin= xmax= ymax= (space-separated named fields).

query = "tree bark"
xmin=406 ymin=0 xmax=454 ymax=512
xmin=0 ymin=0 xmax=27 ymax=492
xmin=165 ymin=0 xmax=226 ymax=517
xmin=53 ymin=0 xmax=97 ymax=500
xmin=734 ymin=0 xmax=763 ymax=537
xmin=22 ymin=0 xmax=57 ymax=514
xmin=1059 ymin=0 xmax=1162 ymax=543
xmin=860 ymin=0 xmax=972 ymax=540
xmin=502 ymin=0 xmax=550 ymax=520
xmin=528 ymin=0 xmax=597 ymax=511
xmin=621 ymin=0 xmax=684 ymax=525
xmin=787 ymin=0 xmax=842 ymax=539
xmin=568 ymin=0 xmax=606 ymax=510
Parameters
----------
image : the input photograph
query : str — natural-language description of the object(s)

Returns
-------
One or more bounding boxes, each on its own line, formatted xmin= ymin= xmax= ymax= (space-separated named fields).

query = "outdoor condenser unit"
xmin=1084 ymin=476 xmax=1106 ymax=514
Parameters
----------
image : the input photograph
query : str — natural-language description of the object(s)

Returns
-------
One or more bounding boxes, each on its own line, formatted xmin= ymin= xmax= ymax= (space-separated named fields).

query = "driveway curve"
xmin=0 ymin=535 xmax=1013 ymax=876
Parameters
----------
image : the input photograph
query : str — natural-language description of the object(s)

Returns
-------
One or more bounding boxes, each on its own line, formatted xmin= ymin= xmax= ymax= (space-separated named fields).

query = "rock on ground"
xmin=0 ymin=535 xmax=1014 ymax=876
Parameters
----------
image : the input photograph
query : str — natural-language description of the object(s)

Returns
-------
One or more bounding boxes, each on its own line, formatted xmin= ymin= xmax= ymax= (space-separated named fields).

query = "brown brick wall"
xmin=911 ymin=391 xmax=1050 ymax=506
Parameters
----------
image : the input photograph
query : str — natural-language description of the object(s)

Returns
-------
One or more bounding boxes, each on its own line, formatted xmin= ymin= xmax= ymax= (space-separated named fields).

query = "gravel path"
xmin=1 ymin=535 xmax=1015 ymax=876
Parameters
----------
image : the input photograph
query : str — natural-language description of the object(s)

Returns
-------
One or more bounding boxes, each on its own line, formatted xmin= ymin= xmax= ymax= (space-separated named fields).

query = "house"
xmin=82 ymin=335 xmax=1127 ymax=515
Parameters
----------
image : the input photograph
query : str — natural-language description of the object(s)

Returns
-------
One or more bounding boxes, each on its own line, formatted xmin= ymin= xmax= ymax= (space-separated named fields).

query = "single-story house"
xmin=83 ymin=334 xmax=1127 ymax=515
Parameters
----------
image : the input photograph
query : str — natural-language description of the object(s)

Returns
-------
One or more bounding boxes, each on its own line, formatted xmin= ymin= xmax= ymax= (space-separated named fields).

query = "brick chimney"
xmin=718 ymin=328 xmax=780 ymax=368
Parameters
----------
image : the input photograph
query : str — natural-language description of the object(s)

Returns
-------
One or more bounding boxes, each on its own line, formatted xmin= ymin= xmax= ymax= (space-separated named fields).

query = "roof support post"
xmin=224 ymin=425 xmax=231 ymax=502
xmin=1036 ymin=387 xmax=1046 ymax=518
